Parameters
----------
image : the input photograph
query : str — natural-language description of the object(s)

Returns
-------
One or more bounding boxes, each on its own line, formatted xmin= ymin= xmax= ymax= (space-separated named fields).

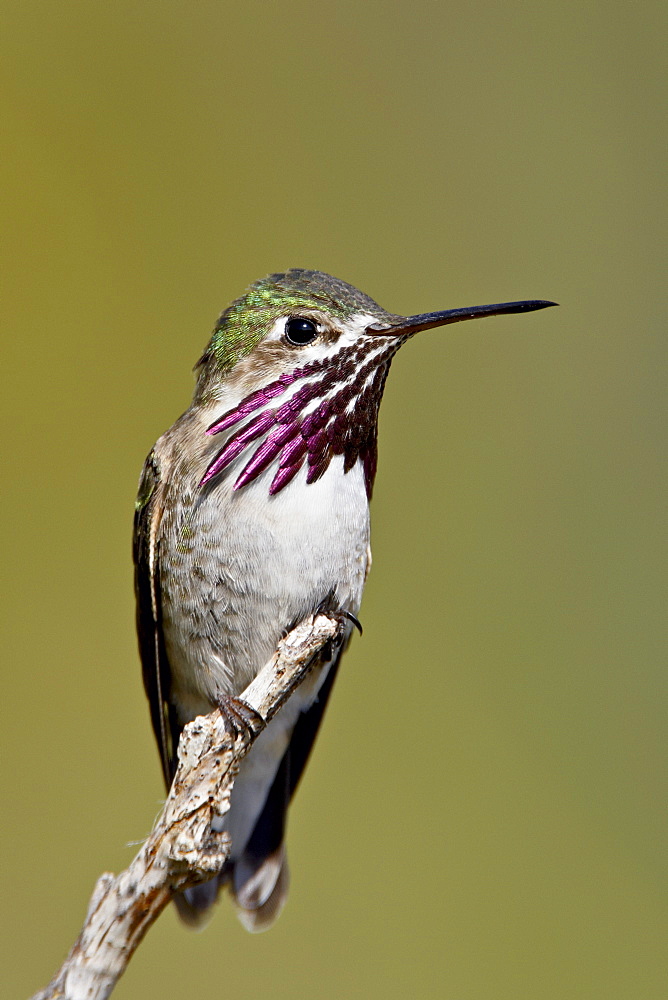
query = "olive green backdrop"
xmin=2 ymin=2 xmax=665 ymax=998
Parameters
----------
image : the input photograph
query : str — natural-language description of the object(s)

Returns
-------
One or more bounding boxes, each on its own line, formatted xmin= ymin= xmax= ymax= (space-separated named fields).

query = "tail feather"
xmin=173 ymin=872 xmax=228 ymax=929
xmin=172 ymin=846 xmax=289 ymax=933
xmin=233 ymin=846 xmax=290 ymax=933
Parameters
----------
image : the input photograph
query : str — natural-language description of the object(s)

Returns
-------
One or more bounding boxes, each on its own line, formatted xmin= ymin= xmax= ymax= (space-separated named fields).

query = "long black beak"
xmin=369 ymin=299 xmax=558 ymax=336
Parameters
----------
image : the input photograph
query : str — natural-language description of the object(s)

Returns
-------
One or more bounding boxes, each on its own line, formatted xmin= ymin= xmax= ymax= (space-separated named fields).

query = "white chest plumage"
xmin=159 ymin=431 xmax=370 ymax=724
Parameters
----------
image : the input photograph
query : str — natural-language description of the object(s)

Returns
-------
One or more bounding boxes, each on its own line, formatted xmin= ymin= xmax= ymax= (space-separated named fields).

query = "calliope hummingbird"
xmin=134 ymin=269 xmax=555 ymax=931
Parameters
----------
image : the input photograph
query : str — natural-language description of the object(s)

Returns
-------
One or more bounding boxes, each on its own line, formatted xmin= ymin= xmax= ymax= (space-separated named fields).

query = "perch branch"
xmin=31 ymin=613 xmax=344 ymax=1000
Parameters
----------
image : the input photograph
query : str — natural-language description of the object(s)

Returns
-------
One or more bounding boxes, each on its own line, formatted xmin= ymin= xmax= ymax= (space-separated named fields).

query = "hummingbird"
xmin=134 ymin=269 xmax=555 ymax=931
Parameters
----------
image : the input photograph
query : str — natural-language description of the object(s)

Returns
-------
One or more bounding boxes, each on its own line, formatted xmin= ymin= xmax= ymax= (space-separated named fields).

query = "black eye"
xmin=285 ymin=317 xmax=318 ymax=346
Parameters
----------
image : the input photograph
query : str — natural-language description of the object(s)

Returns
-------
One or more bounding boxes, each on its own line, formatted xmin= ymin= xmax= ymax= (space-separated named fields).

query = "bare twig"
xmin=32 ymin=613 xmax=344 ymax=1000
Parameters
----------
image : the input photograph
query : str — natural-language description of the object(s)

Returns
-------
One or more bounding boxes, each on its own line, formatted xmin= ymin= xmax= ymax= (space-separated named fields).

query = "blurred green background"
xmin=2 ymin=1 xmax=665 ymax=997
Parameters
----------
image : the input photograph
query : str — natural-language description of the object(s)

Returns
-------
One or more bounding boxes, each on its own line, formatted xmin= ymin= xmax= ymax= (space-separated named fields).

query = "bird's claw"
xmin=313 ymin=600 xmax=363 ymax=637
xmin=218 ymin=695 xmax=266 ymax=742
xmin=339 ymin=609 xmax=363 ymax=635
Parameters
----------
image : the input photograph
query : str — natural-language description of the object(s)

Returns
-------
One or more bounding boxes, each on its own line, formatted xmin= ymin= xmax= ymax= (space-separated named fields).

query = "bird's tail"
xmin=233 ymin=844 xmax=290 ymax=932
xmin=173 ymin=845 xmax=289 ymax=933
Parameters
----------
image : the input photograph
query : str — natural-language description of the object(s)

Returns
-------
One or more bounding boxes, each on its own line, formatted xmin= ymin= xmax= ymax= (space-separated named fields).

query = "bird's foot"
xmin=308 ymin=606 xmax=363 ymax=664
xmin=313 ymin=598 xmax=363 ymax=636
xmin=217 ymin=695 xmax=266 ymax=744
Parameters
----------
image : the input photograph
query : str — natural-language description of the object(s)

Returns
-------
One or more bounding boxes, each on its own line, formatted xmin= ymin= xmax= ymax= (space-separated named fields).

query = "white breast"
xmin=161 ymin=450 xmax=371 ymax=721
